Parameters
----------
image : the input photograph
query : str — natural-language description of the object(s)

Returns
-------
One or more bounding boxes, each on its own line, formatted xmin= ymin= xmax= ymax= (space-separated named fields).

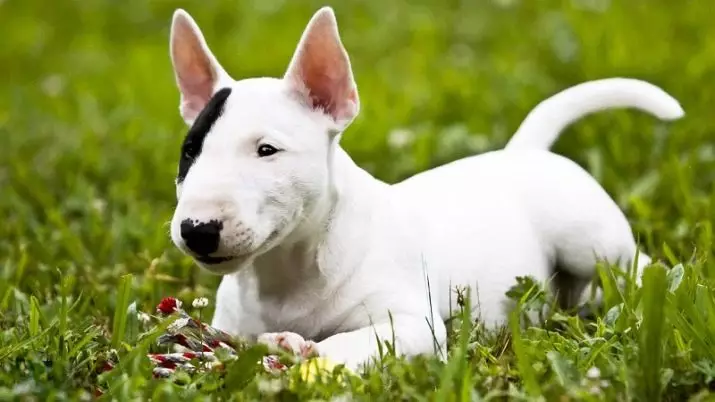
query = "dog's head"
xmin=168 ymin=7 xmax=359 ymax=274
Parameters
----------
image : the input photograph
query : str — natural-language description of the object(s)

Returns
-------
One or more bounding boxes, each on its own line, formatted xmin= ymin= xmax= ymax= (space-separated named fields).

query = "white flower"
xmin=387 ymin=128 xmax=414 ymax=149
xmin=41 ymin=74 xmax=65 ymax=98
xmin=192 ymin=297 xmax=209 ymax=309
xmin=586 ymin=366 xmax=601 ymax=379
xmin=91 ymin=198 xmax=107 ymax=213
xmin=136 ymin=312 xmax=151 ymax=324
xmin=126 ymin=301 xmax=137 ymax=315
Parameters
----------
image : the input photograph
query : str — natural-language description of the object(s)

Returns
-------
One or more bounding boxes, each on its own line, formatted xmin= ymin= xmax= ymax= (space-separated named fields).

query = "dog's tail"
xmin=505 ymin=78 xmax=684 ymax=151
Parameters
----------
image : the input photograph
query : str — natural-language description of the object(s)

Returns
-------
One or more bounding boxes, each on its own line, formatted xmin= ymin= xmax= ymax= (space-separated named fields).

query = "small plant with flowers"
xmin=94 ymin=295 xmax=296 ymax=396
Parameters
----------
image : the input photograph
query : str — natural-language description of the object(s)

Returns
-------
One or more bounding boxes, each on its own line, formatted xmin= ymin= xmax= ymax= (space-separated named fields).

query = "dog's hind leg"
xmin=561 ymin=248 xmax=653 ymax=319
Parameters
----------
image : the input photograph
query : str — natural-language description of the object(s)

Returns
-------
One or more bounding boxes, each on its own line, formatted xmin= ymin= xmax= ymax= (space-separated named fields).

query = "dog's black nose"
xmin=180 ymin=219 xmax=222 ymax=256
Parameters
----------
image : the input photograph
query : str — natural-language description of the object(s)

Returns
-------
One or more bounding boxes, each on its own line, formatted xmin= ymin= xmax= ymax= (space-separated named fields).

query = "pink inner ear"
xmin=180 ymin=75 xmax=213 ymax=116
xmin=178 ymin=52 xmax=214 ymax=112
xmin=289 ymin=16 xmax=357 ymax=123
xmin=301 ymin=45 xmax=350 ymax=118
xmin=172 ymin=20 xmax=218 ymax=120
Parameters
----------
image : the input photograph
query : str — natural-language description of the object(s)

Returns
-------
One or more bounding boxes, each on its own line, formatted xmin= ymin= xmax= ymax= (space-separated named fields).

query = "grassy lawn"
xmin=1 ymin=0 xmax=715 ymax=400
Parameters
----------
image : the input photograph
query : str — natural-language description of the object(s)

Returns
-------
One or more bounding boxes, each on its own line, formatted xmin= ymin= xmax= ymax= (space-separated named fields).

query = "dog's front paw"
xmin=257 ymin=332 xmax=318 ymax=358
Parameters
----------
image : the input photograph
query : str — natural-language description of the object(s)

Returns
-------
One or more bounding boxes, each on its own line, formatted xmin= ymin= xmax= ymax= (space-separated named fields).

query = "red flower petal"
xmin=158 ymin=361 xmax=177 ymax=369
xmin=148 ymin=354 xmax=166 ymax=363
xmin=156 ymin=297 xmax=180 ymax=314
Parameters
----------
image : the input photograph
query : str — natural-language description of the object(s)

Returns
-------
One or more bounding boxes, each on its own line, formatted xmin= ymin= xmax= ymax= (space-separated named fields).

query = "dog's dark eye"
xmin=257 ymin=144 xmax=279 ymax=157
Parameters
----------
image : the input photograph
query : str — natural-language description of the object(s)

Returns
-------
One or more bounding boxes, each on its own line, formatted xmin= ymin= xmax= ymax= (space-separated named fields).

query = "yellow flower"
xmin=290 ymin=357 xmax=355 ymax=387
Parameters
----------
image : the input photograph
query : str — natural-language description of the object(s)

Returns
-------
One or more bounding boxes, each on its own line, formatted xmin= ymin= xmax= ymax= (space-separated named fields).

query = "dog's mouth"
xmin=194 ymin=255 xmax=236 ymax=265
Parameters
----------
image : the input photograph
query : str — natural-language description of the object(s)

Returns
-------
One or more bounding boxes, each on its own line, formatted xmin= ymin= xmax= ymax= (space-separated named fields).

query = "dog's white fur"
xmin=167 ymin=7 xmax=684 ymax=370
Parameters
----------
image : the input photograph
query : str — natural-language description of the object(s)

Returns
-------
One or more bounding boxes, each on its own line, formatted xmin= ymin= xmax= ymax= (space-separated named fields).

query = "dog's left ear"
xmin=284 ymin=7 xmax=359 ymax=131
xmin=170 ymin=9 xmax=231 ymax=126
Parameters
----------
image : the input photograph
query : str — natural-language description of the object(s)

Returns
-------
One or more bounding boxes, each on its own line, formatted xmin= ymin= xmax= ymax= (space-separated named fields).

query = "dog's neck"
xmin=247 ymin=145 xmax=386 ymax=297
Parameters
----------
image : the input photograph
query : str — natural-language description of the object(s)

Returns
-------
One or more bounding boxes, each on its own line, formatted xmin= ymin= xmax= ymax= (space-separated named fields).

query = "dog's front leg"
xmin=209 ymin=274 xmax=267 ymax=338
xmin=315 ymin=314 xmax=447 ymax=371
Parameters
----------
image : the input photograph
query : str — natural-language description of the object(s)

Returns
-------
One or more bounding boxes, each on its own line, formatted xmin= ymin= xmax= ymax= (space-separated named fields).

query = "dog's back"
xmin=390 ymin=79 xmax=682 ymax=323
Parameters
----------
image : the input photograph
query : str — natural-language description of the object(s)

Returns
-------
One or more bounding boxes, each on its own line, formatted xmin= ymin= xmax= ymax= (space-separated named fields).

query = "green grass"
xmin=1 ymin=0 xmax=715 ymax=400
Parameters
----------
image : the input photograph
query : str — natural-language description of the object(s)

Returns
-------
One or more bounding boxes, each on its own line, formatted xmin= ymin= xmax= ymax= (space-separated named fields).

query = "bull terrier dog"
xmin=167 ymin=7 xmax=683 ymax=370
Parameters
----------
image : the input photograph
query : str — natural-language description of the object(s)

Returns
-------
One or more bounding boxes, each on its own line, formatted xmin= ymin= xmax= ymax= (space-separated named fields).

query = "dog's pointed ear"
xmin=284 ymin=7 xmax=359 ymax=130
xmin=170 ymin=9 xmax=230 ymax=125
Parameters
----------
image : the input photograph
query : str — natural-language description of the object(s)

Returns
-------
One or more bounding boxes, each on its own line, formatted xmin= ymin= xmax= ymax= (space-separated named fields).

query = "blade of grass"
xmin=29 ymin=295 xmax=41 ymax=337
xmin=435 ymin=288 xmax=473 ymax=402
xmin=111 ymin=274 xmax=133 ymax=349
xmin=509 ymin=307 xmax=541 ymax=397
xmin=638 ymin=264 xmax=668 ymax=402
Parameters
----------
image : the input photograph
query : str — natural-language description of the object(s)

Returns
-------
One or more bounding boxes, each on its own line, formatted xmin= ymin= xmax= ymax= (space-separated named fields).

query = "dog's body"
xmin=167 ymin=8 xmax=684 ymax=370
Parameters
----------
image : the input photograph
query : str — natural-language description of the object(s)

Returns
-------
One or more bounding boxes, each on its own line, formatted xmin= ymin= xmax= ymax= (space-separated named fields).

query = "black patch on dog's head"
xmin=177 ymin=87 xmax=233 ymax=183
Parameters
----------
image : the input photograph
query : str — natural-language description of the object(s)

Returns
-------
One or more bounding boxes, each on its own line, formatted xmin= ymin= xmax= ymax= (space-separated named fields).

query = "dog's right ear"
xmin=170 ymin=9 xmax=230 ymax=125
xmin=284 ymin=7 xmax=359 ymax=131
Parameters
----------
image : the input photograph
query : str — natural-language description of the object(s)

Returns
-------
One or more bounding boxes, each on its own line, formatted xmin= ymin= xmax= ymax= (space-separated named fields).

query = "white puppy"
xmin=167 ymin=7 xmax=683 ymax=370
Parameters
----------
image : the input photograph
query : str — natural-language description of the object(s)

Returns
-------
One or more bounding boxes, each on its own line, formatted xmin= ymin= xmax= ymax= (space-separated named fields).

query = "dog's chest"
xmin=237 ymin=270 xmax=350 ymax=340
xmin=258 ymin=294 xmax=338 ymax=339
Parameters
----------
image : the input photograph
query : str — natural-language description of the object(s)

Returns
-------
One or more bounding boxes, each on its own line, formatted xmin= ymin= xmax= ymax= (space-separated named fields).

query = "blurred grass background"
xmin=0 ymin=0 xmax=714 ymax=398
